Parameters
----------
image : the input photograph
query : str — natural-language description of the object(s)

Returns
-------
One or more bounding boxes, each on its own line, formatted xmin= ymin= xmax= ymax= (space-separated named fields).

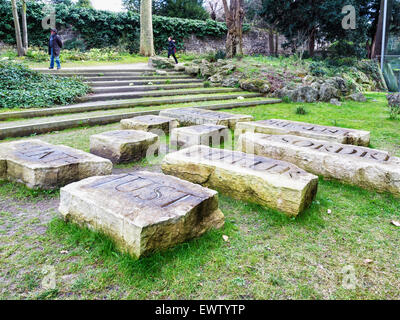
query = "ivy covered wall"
xmin=0 ymin=0 xmax=245 ymax=53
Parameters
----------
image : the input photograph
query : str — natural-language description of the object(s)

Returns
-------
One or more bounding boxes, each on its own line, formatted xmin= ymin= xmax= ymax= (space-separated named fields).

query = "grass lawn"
xmin=1 ymin=92 xmax=400 ymax=300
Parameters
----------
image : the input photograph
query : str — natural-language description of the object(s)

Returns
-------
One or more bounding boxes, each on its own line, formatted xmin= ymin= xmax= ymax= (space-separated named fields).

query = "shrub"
xmin=215 ymin=50 xmax=226 ymax=61
xmin=203 ymin=81 xmax=211 ymax=88
xmin=0 ymin=61 xmax=90 ymax=109
xmin=295 ymin=106 xmax=307 ymax=115
xmin=387 ymin=93 xmax=400 ymax=120
xmin=309 ymin=62 xmax=326 ymax=77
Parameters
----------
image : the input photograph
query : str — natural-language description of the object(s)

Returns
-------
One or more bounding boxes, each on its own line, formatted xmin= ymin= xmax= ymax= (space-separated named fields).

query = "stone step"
xmin=77 ymin=88 xmax=243 ymax=102
xmin=92 ymin=83 xmax=216 ymax=94
xmin=36 ymin=68 xmax=155 ymax=74
xmin=85 ymin=75 xmax=192 ymax=81
xmin=0 ymin=99 xmax=280 ymax=138
xmin=54 ymin=72 xmax=187 ymax=77
xmin=0 ymin=94 xmax=267 ymax=121
xmin=89 ymin=79 xmax=203 ymax=87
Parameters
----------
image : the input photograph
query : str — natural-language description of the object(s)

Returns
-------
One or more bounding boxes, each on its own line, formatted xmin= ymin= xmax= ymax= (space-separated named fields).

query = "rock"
xmin=90 ymin=130 xmax=159 ymax=164
xmin=171 ymin=125 xmax=230 ymax=149
xmin=0 ymin=140 xmax=112 ymax=189
xmin=387 ymin=93 xmax=400 ymax=107
xmin=159 ymin=108 xmax=253 ymax=129
xmin=209 ymin=72 xmax=224 ymax=83
xmin=319 ymin=84 xmax=339 ymax=102
xmin=156 ymin=70 xmax=168 ymax=75
xmin=121 ymin=115 xmax=179 ymax=135
xmin=239 ymin=79 xmax=270 ymax=94
xmin=149 ymin=56 xmax=175 ymax=69
xmin=59 ymin=171 xmax=225 ymax=258
xmin=348 ymin=92 xmax=367 ymax=102
xmin=174 ymin=64 xmax=186 ymax=71
xmin=222 ymin=76 xmax=240 ymax=87
xmin=162 ymin=145 xmax=318 ymax=216
xmin=235 ymin=119 xmax=370 ymax=146
xmin=185 ymin=65 xmax=200 ymax=75
xmin=275 ymin=85 xmax=319 ymax=103
xmin=200 ymin=63 xmax=215 ymax=77
xmin=330 ymin=98 xmax=342 ymax=106
xmin=238 ymin=133 xmax=400 ymax=196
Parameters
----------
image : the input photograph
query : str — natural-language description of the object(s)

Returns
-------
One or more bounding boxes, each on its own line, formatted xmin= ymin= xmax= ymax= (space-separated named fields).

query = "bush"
xmin=0 ymin=61 xmax=90 ymax=109
xmin=309 ymin=62 xmax=326 ymax=77
xmin=388 ymin=93 xmax=400 ymax=120
xmin=203 ymin=81 xmax=211 ymax=88
xmin=295 ymin=106 xmax=307 ymax=115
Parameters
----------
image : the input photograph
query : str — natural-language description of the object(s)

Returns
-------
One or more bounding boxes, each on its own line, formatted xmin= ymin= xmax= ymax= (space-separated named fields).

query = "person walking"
xmin=167 ymin=36 xmax=178 ymax=64
xmin=48 ymin=28 xmax=63 ymax=70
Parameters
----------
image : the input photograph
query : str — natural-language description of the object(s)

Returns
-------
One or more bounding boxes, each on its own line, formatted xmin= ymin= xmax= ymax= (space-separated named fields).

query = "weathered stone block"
xmin=238 ymin=133 xmax=400 ymax=196
xmin=159 ymin=108 xmax=253 ymax=129
xmin=0 ymin=139 xmax=112 ymax=189
xmin=235 ymin=119 xmax=370 ymax=146
xmin=90 ymin=130 xmax=159 ymax=164
xmin=120 ymin=115 xmax=178 ymax=135
xmin=59 ymin=171 xmax=225 ymax=258
xmin=162 ymin=145 xmax=318 ymax=216
xmin=170 ymin=125 xmax=230 ymax=149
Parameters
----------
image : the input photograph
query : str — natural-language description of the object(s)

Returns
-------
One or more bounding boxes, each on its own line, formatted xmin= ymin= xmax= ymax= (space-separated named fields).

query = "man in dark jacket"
xmin=48 ymin=28 xmax=63 ymax=70
xmin=167 ymin=36 xmax=178 ymax=64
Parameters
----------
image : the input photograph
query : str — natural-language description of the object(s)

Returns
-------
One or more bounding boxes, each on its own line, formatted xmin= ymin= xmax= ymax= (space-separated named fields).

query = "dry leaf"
xmin=60 ymin=250 xmax=69 ymax=254
xmin=391 ymin=220 xmax=400 ymax=227
xmin=327 ymin=209 xmax=332 ymax=214
xmin=222 ymin=235 xmax=229 ymax=242
xmin=364 ymin=259 xmax=373 ymax=264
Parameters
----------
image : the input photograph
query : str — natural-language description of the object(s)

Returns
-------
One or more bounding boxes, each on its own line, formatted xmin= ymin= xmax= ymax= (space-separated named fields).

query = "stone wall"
xmin=182 ymin=28 xmax=288 ymax=55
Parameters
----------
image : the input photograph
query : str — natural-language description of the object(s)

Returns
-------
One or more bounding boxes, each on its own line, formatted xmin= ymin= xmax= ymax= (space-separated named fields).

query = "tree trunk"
xmin=11 ymin=0 xmax=24 ymax=57
xmin=268 ymin=29 xmax=274 ymax=56
xmin=21 ymin=0 xmax=28 ymax=53
xmin=275 ymin=32 xmax=279 ymax=56
xmin=308 ymin=28 xmax=316 ymax=57
xmin=222 ymin=0 xmax=244 ymax=58
xmin=140 ymin=0 xmax=155 ymax=57
xmin=372 ymin=0 xmax=393 ymax=59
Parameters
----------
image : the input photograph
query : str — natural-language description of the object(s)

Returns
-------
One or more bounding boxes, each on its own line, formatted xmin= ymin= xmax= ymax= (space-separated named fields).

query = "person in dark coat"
xmin=48 ymin=28 xmax=63 ymax=70
xmin=167 ymin=36 xmax=178 ymax=64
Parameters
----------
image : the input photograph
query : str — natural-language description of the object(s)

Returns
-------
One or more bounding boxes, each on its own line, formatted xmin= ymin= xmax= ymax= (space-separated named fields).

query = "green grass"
xmin=1 ymin=92 xmax=400 ymax=299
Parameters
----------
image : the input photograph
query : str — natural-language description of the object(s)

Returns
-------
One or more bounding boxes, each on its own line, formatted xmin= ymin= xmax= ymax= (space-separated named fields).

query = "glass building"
xmin=382 ymin=0 xmax=400 ymax=92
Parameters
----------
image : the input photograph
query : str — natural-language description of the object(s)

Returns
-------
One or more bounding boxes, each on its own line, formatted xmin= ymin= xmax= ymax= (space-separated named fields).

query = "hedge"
xmin=0 ymin=0 xmax=247 ymax=53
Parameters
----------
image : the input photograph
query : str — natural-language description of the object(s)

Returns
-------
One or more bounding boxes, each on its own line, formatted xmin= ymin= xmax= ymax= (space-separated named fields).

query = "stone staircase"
xmin=0 ymin=64 xmax=282 ymax=139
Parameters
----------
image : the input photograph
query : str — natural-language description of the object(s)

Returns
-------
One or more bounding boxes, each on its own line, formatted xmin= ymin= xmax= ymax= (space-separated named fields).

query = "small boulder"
xmin=330 ymin=98 xmax=342 ymax=106
xmin=348 ymin=92 xmax=367 ymax=102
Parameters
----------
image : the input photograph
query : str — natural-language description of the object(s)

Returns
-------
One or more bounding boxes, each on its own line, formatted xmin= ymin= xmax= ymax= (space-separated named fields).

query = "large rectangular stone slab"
xmin=159 ymin=108 xmax=253 ymax=129
xmin=90 ymin=130 xmax=159 ymax=164
xmin=59 ymin=171 xmax=225 ymax=258
xmin=235 ymin=119 xmax=370 ymax=146
xmin=120 ymin=115 xmax=179 ymax=135
xmin=0 ymin=140 xmax=112 ymax=189
xmin=162 ymin=145 xmax=318 ymax=216
xmin=170 ymin=125 xmax=230 ymax=149
xmin=238 ymin=133 xmax=400 ymax=196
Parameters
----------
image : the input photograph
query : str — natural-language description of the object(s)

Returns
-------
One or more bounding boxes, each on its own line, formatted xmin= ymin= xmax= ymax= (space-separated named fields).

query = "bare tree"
xmin=11 ymin=0 xmax=25 ymax=56
xmin=140 ymin=0 xmax=155 ymax=56
xmin=222 ymin=0 xmax=244 ymax=58
xmin=207 ymin=0 xmax=222 ymax=21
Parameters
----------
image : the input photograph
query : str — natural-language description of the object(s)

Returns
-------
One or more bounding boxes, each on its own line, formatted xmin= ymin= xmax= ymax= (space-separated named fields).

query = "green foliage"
xmin=215 ymin=50 xmax=227 ymax=61
xmin=123 ymin=0 xmax=209 ymax=20
xmin=203 ymin=81 xmax=211 ymax=88
xmin=309 ymin=62 xmax=327 ymax=77
xmin=0 ymin=61 xmax=90 ymax=109
xmin=295 ymin=106 xmax=307 ymax=115
xmin=0 ymin=0 xmax=230 ymax=53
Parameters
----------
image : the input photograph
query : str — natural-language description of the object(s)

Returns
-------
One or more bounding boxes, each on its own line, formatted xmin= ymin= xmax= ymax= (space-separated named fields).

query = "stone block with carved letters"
xmin=162 ymin=145 xmax=318 ymax=216
xmin=159 ymin=108 xmax=253 ymax=129
xmin=170 ymin=125 xmax=230 ymax=149
xmin=90 ymin=130 xmax=159 ymax=164
xmin=59 ymin=171 xmax=225 ymax=258
xmin=0 ymin=140 xmax=112 ymax=189
xmin=235 ymin=119 xmax=370 ymax=146
xmin=238 ymin=133 xmax=400 ymax=196
xmin=120 ymin=115 xmax=179 ymax=135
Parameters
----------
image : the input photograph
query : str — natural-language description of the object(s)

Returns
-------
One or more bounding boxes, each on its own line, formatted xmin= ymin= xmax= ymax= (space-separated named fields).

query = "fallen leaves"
xmin=222 ymin=235 xmax=229 ymax=242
